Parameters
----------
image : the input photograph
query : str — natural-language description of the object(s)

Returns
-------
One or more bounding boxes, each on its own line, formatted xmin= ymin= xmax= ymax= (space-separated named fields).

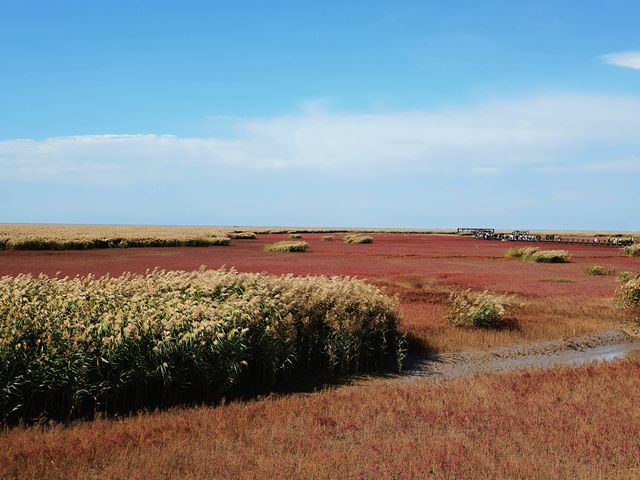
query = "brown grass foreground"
xmin=1 ymin=358 xmax=639 ymax=479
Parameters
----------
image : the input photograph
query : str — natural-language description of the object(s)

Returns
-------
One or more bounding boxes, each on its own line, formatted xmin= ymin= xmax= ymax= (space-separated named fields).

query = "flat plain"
xmin=1 ymin=231 xmax=639 ymax=479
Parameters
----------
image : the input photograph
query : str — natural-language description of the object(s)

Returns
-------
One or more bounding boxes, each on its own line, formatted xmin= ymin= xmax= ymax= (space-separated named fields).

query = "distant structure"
xmin=456 ymin=228 xmax=494 ymax=236
xmin=458 ymin=228 xmax=637 ymax=246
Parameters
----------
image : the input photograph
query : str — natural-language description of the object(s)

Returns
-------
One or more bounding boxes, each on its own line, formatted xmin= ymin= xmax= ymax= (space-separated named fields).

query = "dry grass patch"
xmin=0 ymin=225 xmax=233 ymax=250
xmin=288 ymin=233 xmax=302 ymax=239
xmin=505 ymin=247 xmax=569 ymax=263
xmin=621 ymin=244 xmax=640 ymax=257
xmin=228 ymin=231 xmax=256 ymax=239
xmin=344 ymin=234 xmax=373 ymax=244
xmin=615 ymin=275 xmax=640 ymax=309
xmin=584 ymin=265 xmax=615 ymax=276
xmin=264 ymin=241 xmax=309 ymax=253
xmin=445 ymin=290 xmax=509 ymax=328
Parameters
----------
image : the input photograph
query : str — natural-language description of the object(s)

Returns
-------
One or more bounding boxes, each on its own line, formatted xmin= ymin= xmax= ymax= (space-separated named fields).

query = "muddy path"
xmin=399 ymin=330 xmax=638 ymax=381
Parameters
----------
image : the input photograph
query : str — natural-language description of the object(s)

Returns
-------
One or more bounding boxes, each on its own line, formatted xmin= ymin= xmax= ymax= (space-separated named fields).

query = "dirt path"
xmin=400 ymin=330 xmax=638 ymax=381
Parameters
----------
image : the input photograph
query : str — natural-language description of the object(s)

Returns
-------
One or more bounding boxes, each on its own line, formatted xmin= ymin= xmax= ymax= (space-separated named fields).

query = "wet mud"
xmin=402 ymin=330 xmax=638 ymax=380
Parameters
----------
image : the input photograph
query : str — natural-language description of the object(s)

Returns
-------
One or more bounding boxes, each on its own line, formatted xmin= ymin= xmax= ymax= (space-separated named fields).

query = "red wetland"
xmin=2 ymin=234 xmax=637 ymax=352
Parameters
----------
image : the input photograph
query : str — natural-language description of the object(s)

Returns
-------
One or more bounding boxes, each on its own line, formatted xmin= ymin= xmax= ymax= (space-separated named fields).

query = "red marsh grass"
xmin=2 ymin=358 xmax=639 ymax=479
xmin=1 ymin=234 xmax=637 ymax=353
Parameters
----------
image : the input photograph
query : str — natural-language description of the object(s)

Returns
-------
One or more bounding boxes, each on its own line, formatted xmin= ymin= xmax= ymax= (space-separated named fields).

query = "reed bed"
xmin=0 ymin=236 xmax=230 ymax=250
xmin=505 ymin=247 xmax=569 ymax=263
xmin=344 ymin=234 xmax=374 ymax=244
xmin=264 ymin=241 xmax=309 ymax=252
xmin=0 ymin=225 xmax=233 ymax=250
xmin=0 ymin=268 xmax=403 ymax=423
xmin=621 ymin=244 xmax=640 ymax=257
xmin=227 ymin=231 xmax=256 ymax=239
xmin=445 ymin=289 xmax=508 ymax=328
xmin=584 ymin=265 xmax=615 ymax=276
xmin=615 ymin=275 xmax=640 ymax=308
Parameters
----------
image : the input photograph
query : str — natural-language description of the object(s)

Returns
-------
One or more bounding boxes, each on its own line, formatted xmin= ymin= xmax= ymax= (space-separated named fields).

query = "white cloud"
xmin=2 ymin=93 xmax=640 ymax=185
xmin=602 ymin=51 xmax=640 ymax=70
xmin=537 ymin=156 xmax=640 ymax=174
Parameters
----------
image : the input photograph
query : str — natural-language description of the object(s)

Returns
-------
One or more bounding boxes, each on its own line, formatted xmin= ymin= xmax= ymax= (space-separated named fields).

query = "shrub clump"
xmin=289 ymin=233 xmax=303 ymax=239
xmin=0 ymin=268 xmax=404 ymax=423
xmin=322 ymin=235 xmax=334 ymax=241
xmin=584 ymin=265 xmax=615 ymax=276
xmin=445 ymin=289 xmax=508 ymax=328
xmin=344 ymin=234 xmax=374 ymax=244
xmin=621 ymin=244 xmax=640 ymax=257
xmin=264 ymin=241 xmax=308 ymax=253
xmin=505 ymin=247 xmax=569 ymax=263
xmin=614 ymin=275 xmax=640 ymax=308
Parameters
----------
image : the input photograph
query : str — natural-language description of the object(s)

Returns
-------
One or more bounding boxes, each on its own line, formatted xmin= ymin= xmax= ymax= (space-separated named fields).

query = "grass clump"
xmin=445 ymin=289 xmax=508 ymax=328
xmin=505 ymin=247 xmax=569 ymax=263
xmin=531 ymin=250 xmax=570 ymax=263
xmin=228 ymin=231 xmax=256 ymax=240
xmin=289 ymin=233 xmax=303 ymax=239
xmin=344 ymin=234 xmax=374 ymax=244
xmin=0 ymin=225 xmax=236 ymax=250
xmin=540 ymin=278 xmax=574 ymax=283
xmin=264 ymin=241 xmax=308 ymax=253
xmin=505 ymin=246 xmax=539 ymax=259
xmin=614 ymin=275 xmax=640 ymax=308
xmin=1 ymin=236 xmax=231 ymax=250
xmin=584 ymin=265 xmax=615 ymax=276
xmin=621 ymin=244 xmax=640 ymax=257
xmin=0 ymin=268 xmax=404 ymax=423
xmin=617 ymin=271 xmax=635 ymax=282
xmin=322 ymin=235 xmax=334 ymax=241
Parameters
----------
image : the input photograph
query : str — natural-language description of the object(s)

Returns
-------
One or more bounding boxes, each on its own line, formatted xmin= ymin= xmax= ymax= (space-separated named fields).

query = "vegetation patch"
xmin=505 ymin=247 xmax=569 ymax=263
xmin=289 ymin=233 xmax=303 ymax=239
xmin=617 ymin=271 xmax=635 ymax=282
xmin=344 ymin=234 xmax=374 ymax=244
xmin=0 ymin=236 xmax=231 ymax=250
xmin=614 ymin=275 xmax=640 ymax=308
xmin=264 ymin=241 xmax=308 ymax=253
xmin=322 ymin=235 xmax=334 ymax=241
xmin=0 ymin=268 xmax=404 ymax=423
xmin=584 ymin=265 xmax=615 ymax=276
xmin=621 ymin=244 xmax=640 ymax=257
xmin=539 ymin=278 xmax=575 ymax=283
xmin=445 ymin=289 xmax=509 ymax=328
xmin=0 ymin=225 xmax=237 ymax=250
xmin=505 ymin=246 xmax=539 ymax=259
xmin=228 ymin=231 xmax=257 ymax=240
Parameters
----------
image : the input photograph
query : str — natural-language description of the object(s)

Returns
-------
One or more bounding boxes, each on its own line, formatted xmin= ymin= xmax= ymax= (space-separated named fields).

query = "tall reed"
xmin=0 ymin=268 xmax=404 ymax=423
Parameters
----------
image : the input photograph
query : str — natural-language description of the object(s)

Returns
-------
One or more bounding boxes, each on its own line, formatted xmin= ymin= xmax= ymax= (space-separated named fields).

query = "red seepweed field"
xmin=2 ymin=233 xmax=634 ymax=296
xmin=1 ymin=233 xmax=637 ymax=352
xmin=2 ymin=232 xmax=640 ymax=479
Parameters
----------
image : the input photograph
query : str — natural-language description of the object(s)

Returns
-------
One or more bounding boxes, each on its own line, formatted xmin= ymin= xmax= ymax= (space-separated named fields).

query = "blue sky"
xmin=1 ymin=1 xmax=639 ymax=229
